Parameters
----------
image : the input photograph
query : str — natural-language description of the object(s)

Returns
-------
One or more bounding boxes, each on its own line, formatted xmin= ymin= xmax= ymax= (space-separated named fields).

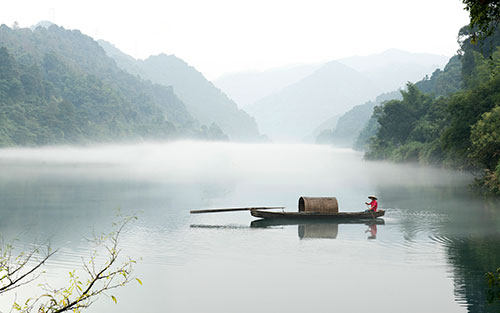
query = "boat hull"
xmin=250 ymin=218 xmax=385 ymax=228
xmin=250 ymin=209 xmax=385 ymax=220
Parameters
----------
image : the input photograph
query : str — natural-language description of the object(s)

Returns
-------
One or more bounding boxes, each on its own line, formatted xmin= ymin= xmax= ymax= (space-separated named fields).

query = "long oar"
xmin=190 ymin=206 xmax=284 ymax=214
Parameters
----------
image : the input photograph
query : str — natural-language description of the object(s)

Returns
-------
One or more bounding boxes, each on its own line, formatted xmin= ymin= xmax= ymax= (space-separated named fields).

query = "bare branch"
xmin=10 ymin=213 xmax=140 ymax=313
xmin=0 ymin=243 xmax=57 ymax=295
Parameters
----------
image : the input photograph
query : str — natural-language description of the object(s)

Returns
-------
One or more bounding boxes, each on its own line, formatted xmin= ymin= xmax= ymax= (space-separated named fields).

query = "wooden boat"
xmin=250 ymin=216 xmax=385 ymax=228
xmin=190 ymin=197 xmax=385 ymax=224
xmin=250 ymin=209 xmax=385 ymax=220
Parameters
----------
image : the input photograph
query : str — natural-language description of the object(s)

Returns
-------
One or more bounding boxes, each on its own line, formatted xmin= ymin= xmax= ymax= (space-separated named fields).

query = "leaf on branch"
xmin=111 ymin=295 xmax=117 ymax=304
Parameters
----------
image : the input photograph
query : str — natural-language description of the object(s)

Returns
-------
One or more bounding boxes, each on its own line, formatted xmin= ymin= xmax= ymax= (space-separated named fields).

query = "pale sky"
xmin=1 ymin=0 xmax=470 ymax=80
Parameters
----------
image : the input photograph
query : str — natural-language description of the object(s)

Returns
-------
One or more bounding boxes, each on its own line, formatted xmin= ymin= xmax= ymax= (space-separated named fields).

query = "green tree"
xmin=441 ymin=64 xmax=500 ymax=162
xmin=470 ymin=105 xmax=500 ymax=169
xmin=366 ymin=84 xmax=434 ymax=161
xmin=463 ymin=0 xmax=500 ymax=42
xmin=486 ymin=267 xmax=500 ymax=303
xmin=415 ymin=55 xmax=463 ymax=96
xmin=469 ymin=106 xmax=500 ymax=194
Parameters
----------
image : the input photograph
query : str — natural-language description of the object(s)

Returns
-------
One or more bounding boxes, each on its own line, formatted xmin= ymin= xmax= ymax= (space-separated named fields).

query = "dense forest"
xmin=364 ymin=24 xmax=500 ymax=194
xmin=0 ymin=24 xmax=227 ymax=146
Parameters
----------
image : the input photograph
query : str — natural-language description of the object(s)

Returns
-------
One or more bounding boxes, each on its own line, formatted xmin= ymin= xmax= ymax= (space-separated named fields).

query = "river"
xmin=0 ymin=142 xmax=499 ymax=313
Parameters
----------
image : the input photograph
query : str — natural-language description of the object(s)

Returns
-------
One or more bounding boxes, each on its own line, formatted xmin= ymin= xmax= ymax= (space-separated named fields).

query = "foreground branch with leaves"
xmin=0 ymin=214 xmax=141 ymax=313
xmin=0 ymin=242 xmax=55 ymax=296
xmin=486 ymin=267 xmax=500 ymax=303
xmin=463 ymin=0 xmax=500 ymax=42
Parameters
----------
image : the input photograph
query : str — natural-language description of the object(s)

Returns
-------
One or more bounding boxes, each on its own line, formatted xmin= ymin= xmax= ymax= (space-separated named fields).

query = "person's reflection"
xmin=365 ymin=223 xmax=377 ymax=239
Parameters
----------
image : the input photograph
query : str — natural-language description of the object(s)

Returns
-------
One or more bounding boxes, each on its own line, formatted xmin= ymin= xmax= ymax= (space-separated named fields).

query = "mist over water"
xmin=0 ymin=142 xmax=498 ymax=313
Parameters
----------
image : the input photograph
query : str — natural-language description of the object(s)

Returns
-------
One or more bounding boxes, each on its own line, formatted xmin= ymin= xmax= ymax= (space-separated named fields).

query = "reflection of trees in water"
xmin=376 ymin=185 xmax=500 ymax=240
xmin=443 ymin=237 xmax=500 ymax=313
xmin=376 ymin=184 xmax=500 ymax=312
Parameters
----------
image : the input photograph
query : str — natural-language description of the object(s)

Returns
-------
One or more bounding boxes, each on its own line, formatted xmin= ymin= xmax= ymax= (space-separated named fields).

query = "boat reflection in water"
xmin=365 ymin=223 xmax=378 ymax=239
xmin=190 ymin=218 xmax=384 ymax=240
xmin=299 ymin=223 xmax=338 ymax=239
xmin=250 ymin=218 xmax=385 ymax=240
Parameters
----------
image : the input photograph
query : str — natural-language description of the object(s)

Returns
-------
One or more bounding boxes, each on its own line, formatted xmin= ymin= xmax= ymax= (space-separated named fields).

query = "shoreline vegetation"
xmin=358 ymin=1 xmax=500 ymax=196
xmin=362 ymin=24 xmax=500 ymax=195
xmin=317 ymin=1 xmax=500 ymax=196
xmin=1 ymin=3 xmax=500 ymax=195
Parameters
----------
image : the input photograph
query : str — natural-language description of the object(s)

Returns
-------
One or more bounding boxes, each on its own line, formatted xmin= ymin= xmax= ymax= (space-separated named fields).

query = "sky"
xmin=1 ymin=0 xmax=470 ymax=80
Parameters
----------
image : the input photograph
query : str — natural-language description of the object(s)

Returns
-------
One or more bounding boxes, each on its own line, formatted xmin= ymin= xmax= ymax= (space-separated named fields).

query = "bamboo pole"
xmin=190 ymin=206 xmax=284 ymax=214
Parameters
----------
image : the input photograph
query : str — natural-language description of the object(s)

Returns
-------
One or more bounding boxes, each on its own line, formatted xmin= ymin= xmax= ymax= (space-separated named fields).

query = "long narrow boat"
xmin=250 ymin=209 xmax=385 ymax=220
xmin=250 ymin=217 xmax=385 ymax=228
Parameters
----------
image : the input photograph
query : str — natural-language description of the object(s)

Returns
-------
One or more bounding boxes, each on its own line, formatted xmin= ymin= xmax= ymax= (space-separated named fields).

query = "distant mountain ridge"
xmin=337 ymin=49 xmax=450 ymax=92
xmin=215 ymin=49 xmax=449 ymax=142
xmin=99 ymin=40 xmax=261 ymax=141
xmin=244 ymin=60 xmax=381 ymax=141
xmin=338 ymin=49 xmax=449 ymax=72
xmin=213 ymin=64 xmax=322 ymax=107
xmin=318 ymin=55 xmax=462 ymax=151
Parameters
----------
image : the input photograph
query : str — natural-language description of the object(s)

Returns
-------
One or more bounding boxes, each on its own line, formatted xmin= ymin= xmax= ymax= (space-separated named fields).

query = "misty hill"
xmin=229 ymin=49 xmax=448 ymax=142
xmin=213 ymin=64 xmax=322 ymax=107
xmin=244 ymin=60 xmax=381 ymax=141
xmin=320 ymin=55 xmax=463 ymax=151
xmin=215 ymin=50 xmax=447 ymax=111
xmin=99 ymin=41 xmax=261 ymax=141
xmin=316 ymin=91 xmax=402 ymax=147
xmin=0 ymin=24 xmax=226 ymax=146
xmin=307 ymin=115 xmax=340 ymax=143
xmin=338 ymin=49 xmax=449 ymax=91
xmin=354 ymin=54 xmax=462 ymax=152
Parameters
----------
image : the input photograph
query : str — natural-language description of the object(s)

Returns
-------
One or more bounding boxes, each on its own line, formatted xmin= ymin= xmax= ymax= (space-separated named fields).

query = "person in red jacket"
xmin=365 ymin=195 xmax=378 ymax=212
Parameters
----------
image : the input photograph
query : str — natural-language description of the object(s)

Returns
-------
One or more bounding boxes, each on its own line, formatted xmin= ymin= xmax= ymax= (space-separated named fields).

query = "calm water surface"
xmin=0 ymin=142 xmax=499 ymax=313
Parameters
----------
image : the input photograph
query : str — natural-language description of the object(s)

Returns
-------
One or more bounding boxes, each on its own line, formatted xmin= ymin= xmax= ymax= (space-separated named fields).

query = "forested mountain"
xmin=0 ymin=24 xmax=227 ymax=146
xmin=364 ymin=24 xmax=500 ymax=194
xmin=213 ymin=64 xmax=322 ymax=108
xmin=414 ymin=55 xmax=463 ymax=97
xmin=99 ymin=41 xmax=261 ymax=141
xmin=245 ymin=60 xmax=381 ymax=141
xmin=355 ymin=57 xmax=462 ymax=151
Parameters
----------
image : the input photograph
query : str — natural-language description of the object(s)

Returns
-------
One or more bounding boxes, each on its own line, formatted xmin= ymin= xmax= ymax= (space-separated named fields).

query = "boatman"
xmin=365 ymin=195 xmax=378 ymax=212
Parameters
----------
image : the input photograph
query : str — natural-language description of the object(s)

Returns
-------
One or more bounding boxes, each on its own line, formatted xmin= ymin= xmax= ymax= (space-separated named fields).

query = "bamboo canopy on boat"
xmin=298 ymin=196 xmax=339 ymax=213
